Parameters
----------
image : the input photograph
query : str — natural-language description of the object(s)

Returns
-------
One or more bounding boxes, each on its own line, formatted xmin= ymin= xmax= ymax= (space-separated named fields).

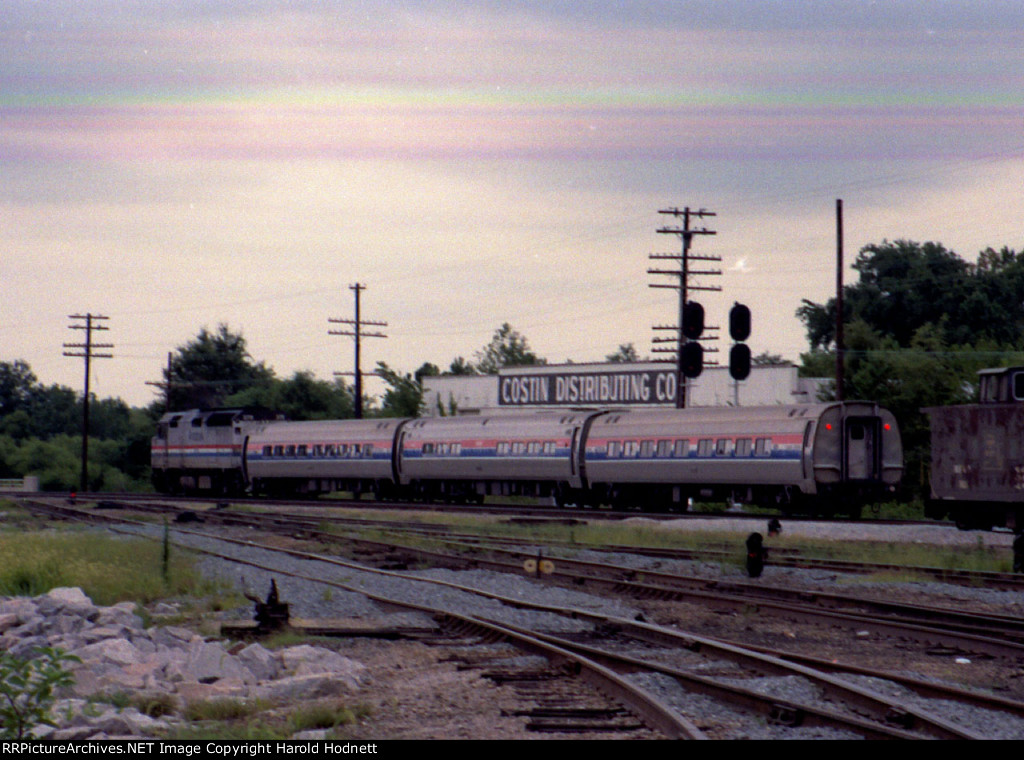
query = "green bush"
xmin=0 ymin=648 xmax=80 ymax=740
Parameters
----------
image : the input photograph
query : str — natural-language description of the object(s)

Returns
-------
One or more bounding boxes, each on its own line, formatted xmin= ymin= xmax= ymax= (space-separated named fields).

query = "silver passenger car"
xmin=582 ymin=402 xmax=902 ymax=513
xmin=245 ymin=418 xmax=404 ymax=496
xmin=396 ymin=413 xmax=592 ymax=501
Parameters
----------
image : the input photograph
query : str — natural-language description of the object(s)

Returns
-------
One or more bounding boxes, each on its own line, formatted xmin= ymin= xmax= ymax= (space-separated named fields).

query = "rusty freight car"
xmin=926 ymin=366 xmax=1024 ymax=531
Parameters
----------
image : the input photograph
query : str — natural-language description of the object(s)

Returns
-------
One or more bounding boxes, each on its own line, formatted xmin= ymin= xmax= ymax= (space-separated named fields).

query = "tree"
xmin=226 ymin=371 xmax=353 ymax=421
xmin=606 ymin=343 xmax=641 ymax=363
xmin=474 ymin=323 xmax=545 ymax=374
xmin=164 ymin=325 xmax=272 ymax=409
xmin=446 ymin=357 xmax=477 ymax=376
xmin=414 ymin=363 xmax=440 ymax=385
xmin=375 ymin=362 xmax=424 ymax=418
xmin=0 ymin=361 xmax=36 ymax=418
xmin=752 ymin=351 xmax=788 ymax=366
xmin=797 ymin=239 xmax=1024 ymax=350
xmin=0 ymin=362 xmax=82 ymax=441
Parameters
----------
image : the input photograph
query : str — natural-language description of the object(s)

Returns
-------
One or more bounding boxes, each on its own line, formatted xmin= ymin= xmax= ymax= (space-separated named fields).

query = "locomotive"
xmin=151 ymin=401 xmax=903 ymax=516
xmin=926 ymin=365 xmax=1024 ymax=531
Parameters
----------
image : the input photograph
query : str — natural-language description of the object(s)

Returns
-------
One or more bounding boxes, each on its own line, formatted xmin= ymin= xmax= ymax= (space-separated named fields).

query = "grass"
xmin=183 ymin=698 xmax=270 ymax=722
xmin=288 ymin=701 xmax=370 ymax=733
xmin=86 ymin=689 xmax=371 ymax=739
xmin=90 ymin=691 xmax=178 ymax=718
xmin=312 ymin=503 xmax=1014 ymax=574
xmin=779 ymin=532 xmax=1010 ymax=570
xmin=164 ymin=698 xmax=370 ymax=740
xmin=0 ymin=529 xmax=242 ymax=608
xmin=0 ymin=500 xmax=54 ymax=531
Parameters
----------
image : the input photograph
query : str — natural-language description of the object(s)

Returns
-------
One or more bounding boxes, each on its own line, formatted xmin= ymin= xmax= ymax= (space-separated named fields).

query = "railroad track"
xmin=15 ymin=496 xmax=1024 ymax=739
xmin=39 ymin=490 xmax=947 ymax=527
xmin=95 ymin=497 xmax=1024 ymax=658
xmin=25 ymin=496 xmax=1024 ymax=657
xmin=68 ymin=493 xmax=1024 ymax=589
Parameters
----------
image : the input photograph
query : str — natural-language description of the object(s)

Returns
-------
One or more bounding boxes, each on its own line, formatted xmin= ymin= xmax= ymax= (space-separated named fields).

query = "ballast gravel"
xmin=109 ymin=516 xmax=1024 ymax=740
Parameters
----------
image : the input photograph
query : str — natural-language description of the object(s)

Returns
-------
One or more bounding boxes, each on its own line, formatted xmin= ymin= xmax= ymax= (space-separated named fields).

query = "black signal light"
xmin=729 ymin=303 xmax=751 ymax=342
xmin=681 ymin=341 xmax=703 ymax=378
xmin=683 ymin=301 xmax=705 ymax=340
xmin=729 ymin=343 xmax=751 ymax=381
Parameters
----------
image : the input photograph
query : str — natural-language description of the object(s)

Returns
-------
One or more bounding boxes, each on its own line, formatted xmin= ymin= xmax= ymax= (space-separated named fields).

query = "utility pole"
xmin=648 ymin=207 xmax=720 ymax=408
xmin=144 ymin=353 xmax=176 ymax=411
xmin=63 ymin=313 xmax=113 ymax=492
xmin=329 ymin=284 xmax=387 ymax=419
xmin=835 ymin=199 xmax=845 ymax=401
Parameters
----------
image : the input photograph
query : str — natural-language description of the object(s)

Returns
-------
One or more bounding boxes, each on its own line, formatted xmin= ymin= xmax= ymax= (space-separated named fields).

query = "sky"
xmin=2 ymin=0 xmax=1022 ymax=408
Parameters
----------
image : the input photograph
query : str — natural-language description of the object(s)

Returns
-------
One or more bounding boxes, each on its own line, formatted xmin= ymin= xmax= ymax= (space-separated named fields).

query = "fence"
xmin=0 ymin=476 xmax=39 ymax=492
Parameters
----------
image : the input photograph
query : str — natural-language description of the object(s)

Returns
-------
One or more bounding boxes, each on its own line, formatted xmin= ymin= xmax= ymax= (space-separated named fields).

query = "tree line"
xmin=0 ymin=360 xmax=152 ymax=491
xmin=3 ymin=239 xmax=1023 ymax=495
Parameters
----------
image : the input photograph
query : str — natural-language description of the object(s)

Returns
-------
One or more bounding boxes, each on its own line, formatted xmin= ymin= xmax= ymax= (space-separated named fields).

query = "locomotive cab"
xmin=150 ymin=407 xmax=280 ymax=495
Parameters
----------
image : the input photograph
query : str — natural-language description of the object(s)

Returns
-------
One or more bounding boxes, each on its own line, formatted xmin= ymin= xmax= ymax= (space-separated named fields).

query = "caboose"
xmin=926 ymin=366 xmax=1024 ymax=531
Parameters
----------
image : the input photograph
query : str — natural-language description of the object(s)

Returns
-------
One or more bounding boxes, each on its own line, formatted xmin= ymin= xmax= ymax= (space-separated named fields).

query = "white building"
xmin=422 ymin=362 xmax=827 ymax=417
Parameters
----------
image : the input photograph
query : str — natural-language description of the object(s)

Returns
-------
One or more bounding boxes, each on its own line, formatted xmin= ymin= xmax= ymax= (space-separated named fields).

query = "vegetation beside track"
xmin=302 ymin=504 xmax=1012 ymax=575
xmin=0 ymin=500 xmax=240 ymax=611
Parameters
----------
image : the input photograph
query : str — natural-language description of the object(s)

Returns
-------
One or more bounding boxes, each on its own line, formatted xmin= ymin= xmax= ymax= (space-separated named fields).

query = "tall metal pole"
xmin=836 ymin=199 xmax=845 ymax=401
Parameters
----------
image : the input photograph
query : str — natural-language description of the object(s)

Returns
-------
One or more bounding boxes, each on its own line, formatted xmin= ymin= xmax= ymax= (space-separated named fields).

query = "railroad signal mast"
xmin=63 ymin=313 xmax=113 ymax=492
xmin=329 ymin=283 xmax=387 ymax=419
xmin=648 ymin=207 xmax=720 ymax=408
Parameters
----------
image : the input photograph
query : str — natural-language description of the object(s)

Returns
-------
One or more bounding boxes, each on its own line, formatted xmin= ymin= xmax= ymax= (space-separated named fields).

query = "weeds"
xmin=0 ymin=531 xmax=239 ymax=607
xmin=0 ymin=648 xmax=80 ymax=740
xmin=183 ymin=698 xmax=269 ymax=722
xmin=288 ymin=701 xmax=369 ymax=733
xmin=91 ymin=691 xmax=178 ymax=719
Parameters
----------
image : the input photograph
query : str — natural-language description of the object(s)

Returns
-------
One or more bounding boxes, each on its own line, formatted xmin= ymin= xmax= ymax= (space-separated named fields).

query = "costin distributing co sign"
xmin=498 ymin=370 xmax=678 ymax=407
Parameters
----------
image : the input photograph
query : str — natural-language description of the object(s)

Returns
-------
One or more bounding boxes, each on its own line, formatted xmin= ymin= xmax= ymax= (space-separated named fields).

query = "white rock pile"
xmin=0 ymin=587 xmax=366 ymax=739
